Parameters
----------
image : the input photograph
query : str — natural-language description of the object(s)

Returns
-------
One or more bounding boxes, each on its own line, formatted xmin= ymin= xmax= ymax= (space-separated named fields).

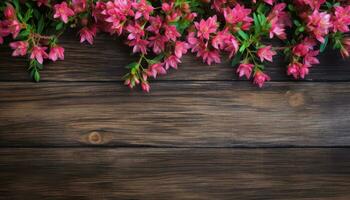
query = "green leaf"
xmin=320 ymin=36 xmax=329 ymax=53
xmin=18 ymin=29 xmax=30 ymax=39
xmin=37 ymin=15 xmax=45 ymax=33
xmin=126 ymin=62 xmax=139 ymax=69
xmin=239 ymin=41 xmax=248 ymax=52
xmin=33 ymin=70 xmax=40 ymax=82
xmin=231 ymin=52 xmax=242 ymax=67
xmin=23 ymin=8 xmax=33 ymax=23
xmin=55 ymin=22 xmax=64 ymax=31
xmin=253 ymin=13 xmax=261 ymax=34
xmin=237 ymin=30 xmax=249 ymax=40
xmin=148 ymin=54 xmax=164 ymax=65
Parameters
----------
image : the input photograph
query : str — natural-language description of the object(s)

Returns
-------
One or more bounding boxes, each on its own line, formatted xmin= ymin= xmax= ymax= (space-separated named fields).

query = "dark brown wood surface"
xmin=0 ymin=32 xmax=350 ymax=199
xmin=1 ymin=82 xmax=350 ymax=147
xmin=1 ymin=148 xmax=350 ymax=200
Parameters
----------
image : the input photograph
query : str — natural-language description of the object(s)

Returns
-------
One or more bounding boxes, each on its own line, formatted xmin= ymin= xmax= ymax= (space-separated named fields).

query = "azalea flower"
xmin=79 ymin=26 xmax=96 ymax=45
xmin=267 ymin=3 xmax=291 ymax=39
xmin=4 ymin=4 xmax=16 ymax=20
xmin=174 ymin=41 xmax=189 ymax=58
xmin=201 ymin=50 xmax=221 ymax=65
xmin=49 ymin=46 xmax=65 ymax=61
xmin=129 ymin=38 xmax=149 ymax=54
xmin=287 ymin=62 xmax=301 ymax=79
xmin=132 ymin=0 xmax=154 ymax=20
xmin=146 ymin=63 xmax=166 ymax=78
xmin=257 ymin=46 xmax=276 ymax=62
xmin=237 ymin=63 xmax=254 ymax=79
xmin=126 ymin=23 xmax=144 ymax=40
xmin=72 ymin=0 xmax=87 ymax=13
xmin=141 ymin=82 xmax=150 ymax=93
xmin=164 ymin=25 xmax=180 ymax=42
xmin=253 ymin=71 xmax=271 ymax=88
xmin=7 ymin=19 xmax=21 ymax=39
xmin=35 ymin=0 xmax=49 ymax=7
xmin=194 ymin=16 xmax=218 ymax=40
xmin=164 ymin=55 xmax=181 ymax=69
xmin=54 ymin=2 xmax=75 ymax=24
xmin=307 ymin=10 xmax=331 ymax=43
xmin=224 ymin=4 xmax=253 ymax=30
xmin=332 ymin=6 xmax=350 ymax=33
xmin=9 ymin=41 xmax=28 ymax=57
xmin=148 ymin=35 xmax=167 ymax=54
xmin=30 ymin=46 xmax=48 ymax=64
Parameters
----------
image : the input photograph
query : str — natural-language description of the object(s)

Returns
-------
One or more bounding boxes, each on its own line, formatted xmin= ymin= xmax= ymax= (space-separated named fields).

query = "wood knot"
xmin=88 ymin=131 xmax=103 ymax=144
xmin=286 ymin=91 xmax=305 ymax=108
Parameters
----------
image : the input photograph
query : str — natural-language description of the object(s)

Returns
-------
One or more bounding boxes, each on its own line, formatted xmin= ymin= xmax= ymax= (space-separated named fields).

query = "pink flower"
xmin=293 ymin=43 xmax=310 ymax=57
xmin=237 ymin=63 xmax=254 ymax=79
xmin=298 ymin=64 xmax=310 ymax=79
xmin=164 ymin=55 xmax=181 ymax=69
xmin=148 ymin=35 xmax=167 ymax=54
xmin=201 ymin=50 xmax=221 ymax=65
xmin=224 ymin=4 xmax=253 ymax=30
xmin=307 ymin=10 xmax=331 ymax=43
xmin=146 ymin=63 xmax=166 ymax=78
xmin=9 ymin=41 xmax=28 ymax=57
xmin=35 ymin=0 xmax=49 ymax=7
xmin=257 ymin=46 xmax=276 ymax=62
xmin=267 ymin=3 xmax=291 ymax=39
xmin=79 ymin=26 xmax=96 ymax=45
xmin=162 ymin=2 xmax=174 ymax=13
xmin=212 ymin=30 xmax=239 ymax=58
xmin=54 ymin=2 xmax=75 ymax=24
xmin=303 ymin=50 xmax=319 ymax=67
xmin=6 ymin=19 xmax=21 ymax=39
xmin=141 ymin=82 xmax=150 ymax=93
xmin=263 ymin=0 xmax=275 ymax=5
xmin=287 ymin=62 xmax=301 ymax=79
xmin=174 ymin=41 xmax=189 ymax=58
xmin=164 ymin=25 xmax=180 ymax=42
xmin=0 ymin=22 xmax=10 ymax=43
xmin=72 ymin=0 xmax=87 ymax=13
xmin=332 ymin=6 xmax=350 ymax=33
xmin=341 ymin=37 xmax=350 ymax=58
xmin=49 ymin=46 xmax=65 ymax=61
xmin=297 ymin=0 xmax=326 ymax=10
xmin=129 ymin=38 xmax=149 ymax=54
xmin=30 ymin=46 xmax=48 ymax=64
xmin=126 ymin=23 xmax=144 ymax=40
xmin=132 ymin=0 xmax=154 ymax=20
xmin=146 ymin=16 xmax=163 ymax=34
xmin=4 ymin=4 xmax=16 ymax=20
xmin=194 ymin=16 xmax=218 ymax=40
xmin=253 ymin=71 xmax=271 ymax=88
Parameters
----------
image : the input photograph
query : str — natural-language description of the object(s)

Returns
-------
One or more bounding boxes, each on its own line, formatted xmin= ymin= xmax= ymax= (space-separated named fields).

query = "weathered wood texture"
xmin=1 ymin=81 xmax=350 ymax=147
xmin=1 ymin=32 xmax=350 ymax=199
xmin=1 ymin=33 xmax=350 ymax=81
xmin=1 ymin=148 xmax=350 ymax=200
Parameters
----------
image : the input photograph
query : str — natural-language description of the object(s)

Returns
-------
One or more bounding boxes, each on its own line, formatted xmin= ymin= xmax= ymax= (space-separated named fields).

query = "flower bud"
xmin=4 ymin=4 xmax=16 ymax=20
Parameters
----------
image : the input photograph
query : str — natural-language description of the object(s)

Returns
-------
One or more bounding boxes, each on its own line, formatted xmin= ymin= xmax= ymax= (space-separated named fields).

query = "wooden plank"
xmin=0 ymin=148 xmax=349 ymax=199
xmin=1 ymin=33 xmax=350 ymax=81
xmin=1 ymin=81 xmax=350 ymax=147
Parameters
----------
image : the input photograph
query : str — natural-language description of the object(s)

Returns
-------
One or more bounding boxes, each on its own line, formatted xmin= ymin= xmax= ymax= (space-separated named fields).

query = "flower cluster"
xmin=1 ymin=0 xmax=350 ymax=91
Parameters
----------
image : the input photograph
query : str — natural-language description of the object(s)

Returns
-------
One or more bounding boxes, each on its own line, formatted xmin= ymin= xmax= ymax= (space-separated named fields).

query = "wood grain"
xmin=0 ymin=148 xmax=349 ymax=200
xmin=1 ymin=81 xmax=350 ymax=147
xmin=1 ymin=32 xmax=350 ymax=81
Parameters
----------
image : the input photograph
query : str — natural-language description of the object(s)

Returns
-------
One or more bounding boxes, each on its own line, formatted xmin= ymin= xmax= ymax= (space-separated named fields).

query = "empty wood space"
xmin=0 ymin=33 xmax=350 ymax=199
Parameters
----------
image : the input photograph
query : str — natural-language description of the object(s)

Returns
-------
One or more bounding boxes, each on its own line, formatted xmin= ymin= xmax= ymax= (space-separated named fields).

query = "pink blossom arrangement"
xmin=1 ymin=0 xmax=350 ymax=92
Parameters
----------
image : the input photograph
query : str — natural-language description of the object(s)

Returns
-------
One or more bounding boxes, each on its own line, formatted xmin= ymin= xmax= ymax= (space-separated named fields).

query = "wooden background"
xmin=1 ymin=33 xmax=350 ymax=199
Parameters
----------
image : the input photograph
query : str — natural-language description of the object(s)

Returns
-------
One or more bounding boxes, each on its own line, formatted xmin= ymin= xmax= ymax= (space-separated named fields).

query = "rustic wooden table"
xmin=0 ymin=33 xmax=350 ymax=199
